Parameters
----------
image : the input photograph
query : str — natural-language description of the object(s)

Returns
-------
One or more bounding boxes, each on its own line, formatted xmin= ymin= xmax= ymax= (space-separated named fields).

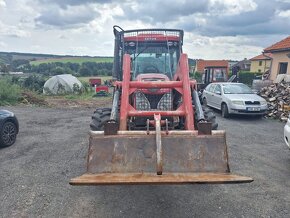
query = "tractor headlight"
xmin=135 ymin=92 xmax=151 ymax=111
xmin=231 ymin=100 xmax=244 ymax=105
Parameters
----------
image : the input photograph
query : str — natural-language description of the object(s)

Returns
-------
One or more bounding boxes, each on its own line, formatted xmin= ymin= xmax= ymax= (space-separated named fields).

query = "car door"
xmin=206 ymin=84 xmax=216 ymax=107
xmin=212 ymin=84 xmax=223 ymax=109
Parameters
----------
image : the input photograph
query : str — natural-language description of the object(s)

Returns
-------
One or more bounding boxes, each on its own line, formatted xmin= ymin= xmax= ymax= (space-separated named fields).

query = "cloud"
xmin=38 ymin=0 xmax=112 ymax=9
xmin=209 ymin=0 xmax=257 ymax=16
xmin=35 ymin=4 xmax=99 ymax=28
xmin=0 ymin=21 xmax=30 ymax=38
xmin=177 ymin=0 xmax=290 ymax=36
xmin=0 ymin=41 xmax=7 ymax=48
xmin=116 ymin=0 xmax=209 ymax=24
xmin=0 ymin=0 xmax=5 ymax=8
xmin=1 ymin=0 xmax=290 ymax=60
xmin=277 ymin=9 xmax=290 ymax=17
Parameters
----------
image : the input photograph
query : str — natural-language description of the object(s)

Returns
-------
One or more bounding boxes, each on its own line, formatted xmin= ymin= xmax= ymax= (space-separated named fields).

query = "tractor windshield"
xmin=125 ymin=42 xmax=180 ymax=79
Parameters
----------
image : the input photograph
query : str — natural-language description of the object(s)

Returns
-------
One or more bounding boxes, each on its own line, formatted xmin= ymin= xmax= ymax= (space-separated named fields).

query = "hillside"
xmin=30 ymin=57 xmax=113 ymax=65
xmin=0 ymin=51 xmax=112 ymax=65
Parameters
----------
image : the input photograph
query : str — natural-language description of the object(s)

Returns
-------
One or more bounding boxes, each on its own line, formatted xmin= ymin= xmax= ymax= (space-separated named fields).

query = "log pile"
xmin=259 ymin=81 xmax=290 ymax=121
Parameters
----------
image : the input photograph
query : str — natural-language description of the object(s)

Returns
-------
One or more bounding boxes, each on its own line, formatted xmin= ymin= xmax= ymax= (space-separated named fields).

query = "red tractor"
xmin=70 ymin=26 xmax=252 ymax=185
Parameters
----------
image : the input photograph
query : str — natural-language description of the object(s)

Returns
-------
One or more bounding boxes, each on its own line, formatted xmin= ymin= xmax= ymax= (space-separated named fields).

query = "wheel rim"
xmin=2 ymin=123 xmax=16 ymax=145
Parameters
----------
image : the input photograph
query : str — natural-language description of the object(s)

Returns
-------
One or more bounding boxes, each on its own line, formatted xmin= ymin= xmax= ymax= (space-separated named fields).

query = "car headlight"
xmin=231 ymin=100 xmax=244 ymax=105
xmin=260 ymin=100 xmax=267 ymax=106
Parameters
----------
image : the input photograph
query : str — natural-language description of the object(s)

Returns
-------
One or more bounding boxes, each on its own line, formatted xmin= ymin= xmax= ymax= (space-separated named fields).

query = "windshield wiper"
xmin=133 ymin=45 xmax=149 ymax=61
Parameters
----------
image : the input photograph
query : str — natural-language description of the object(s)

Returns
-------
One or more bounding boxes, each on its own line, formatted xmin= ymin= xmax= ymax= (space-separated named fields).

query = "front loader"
xmin=70 ymin=26 xmax=253 ymax=185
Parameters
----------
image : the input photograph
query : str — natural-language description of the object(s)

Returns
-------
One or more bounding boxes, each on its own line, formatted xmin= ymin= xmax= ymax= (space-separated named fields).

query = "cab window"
xmin=208 ymin=84 xmax=216 ymax=93
xmin=214 ymin=84 xmax=221 ymax=94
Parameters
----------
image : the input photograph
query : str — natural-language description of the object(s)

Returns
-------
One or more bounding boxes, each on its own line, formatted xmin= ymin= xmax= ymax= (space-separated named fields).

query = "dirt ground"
xmin=45 ymin=96 xmax=112 ymax=108
xmin=0 ymin=105 xmax=290 ymax=218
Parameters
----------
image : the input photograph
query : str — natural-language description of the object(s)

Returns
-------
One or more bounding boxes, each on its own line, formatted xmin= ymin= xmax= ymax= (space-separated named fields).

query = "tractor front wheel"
xmin=90 ymin=108 xmax=112 ymax=131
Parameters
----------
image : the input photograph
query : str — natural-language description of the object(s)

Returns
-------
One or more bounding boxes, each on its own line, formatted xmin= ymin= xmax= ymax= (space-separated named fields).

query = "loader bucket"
xmin=70 ymin=130 xmax=253 ymax=185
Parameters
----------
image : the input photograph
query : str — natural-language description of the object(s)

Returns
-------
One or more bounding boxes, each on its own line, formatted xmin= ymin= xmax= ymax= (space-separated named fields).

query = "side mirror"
xmin=215 ymin=91 xmax=221 ymax=95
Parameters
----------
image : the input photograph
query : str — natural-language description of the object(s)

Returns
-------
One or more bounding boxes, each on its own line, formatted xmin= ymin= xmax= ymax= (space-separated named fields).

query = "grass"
xmin=64 ymin=91 xmax=96 ymax=100
xmin=30 ymin=57 xmax=113 ymax=65
xmin=0 ymin=79 xmax=21 ymax=106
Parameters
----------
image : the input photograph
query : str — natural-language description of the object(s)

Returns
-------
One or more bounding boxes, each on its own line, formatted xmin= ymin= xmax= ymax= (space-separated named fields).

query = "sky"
xmin=0 ymin=0 xmax=290 ymax=60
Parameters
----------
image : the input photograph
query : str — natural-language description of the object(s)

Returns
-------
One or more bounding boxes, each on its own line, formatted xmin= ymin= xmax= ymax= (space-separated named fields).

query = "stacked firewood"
xmin=259 ymin=81 xmax=290 ymax=121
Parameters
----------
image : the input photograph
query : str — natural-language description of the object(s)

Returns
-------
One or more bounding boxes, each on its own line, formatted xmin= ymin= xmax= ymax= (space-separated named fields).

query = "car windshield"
xmin=222 ymin=84 xmax=253 ymax=94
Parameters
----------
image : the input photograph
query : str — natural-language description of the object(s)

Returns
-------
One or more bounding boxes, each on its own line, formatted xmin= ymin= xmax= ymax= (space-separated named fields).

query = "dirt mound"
xmin=21 ymin=91 xmax=47 ymax=106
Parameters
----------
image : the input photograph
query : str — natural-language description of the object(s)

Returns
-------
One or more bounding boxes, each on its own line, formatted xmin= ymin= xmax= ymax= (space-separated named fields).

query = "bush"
xmin=80 ymin=81 xmax=92 ymax=93
xmin=72 ymin=83 xmax=84 ymax=95
xmin=21 ymin=74 xmax=46 ymax=93
xmin=238 ymin=71 xmax=263 ymax=86
xmin=0 ymin=79 xmax=21 ymax=105
xmin=191 ymin=71 xmax=202 ymax=82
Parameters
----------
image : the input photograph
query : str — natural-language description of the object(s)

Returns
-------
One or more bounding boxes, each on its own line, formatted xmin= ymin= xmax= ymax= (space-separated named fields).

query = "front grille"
xmin=144 ymin=94 xmax=163 ymax=109
xmin=135 ymin=91 xmax=172 ymax=111
xmin=245 ymin=101 xmax=260 ymax=105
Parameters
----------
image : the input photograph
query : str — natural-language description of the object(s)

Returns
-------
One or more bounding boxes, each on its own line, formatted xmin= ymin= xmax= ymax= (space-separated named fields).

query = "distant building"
xmin=195 ymin=59 xmax=229 ymax=74
xmin=250 ymin=53 xmax=272 ymax=73
xmin=228 ymin=60 xmax=239 ymax=70
xmin=231 ymin=58 xmax=251 ymax=71
xmin=264 ymin=36 xmax=290 ymax=80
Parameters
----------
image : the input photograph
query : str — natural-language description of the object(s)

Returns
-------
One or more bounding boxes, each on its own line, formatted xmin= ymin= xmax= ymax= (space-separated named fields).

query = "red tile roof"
xmin=250 ymin=53 xmax=272 ymax=61
xmin=264 ymin=36 xmax=290 ymax=52
xmin=195 ymin=60 xmax=228 ymax=73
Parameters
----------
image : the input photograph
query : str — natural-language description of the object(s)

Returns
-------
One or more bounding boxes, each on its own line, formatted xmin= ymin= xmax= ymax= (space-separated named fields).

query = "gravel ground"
xmin=0 ymin=106 xmax=289 ymax=218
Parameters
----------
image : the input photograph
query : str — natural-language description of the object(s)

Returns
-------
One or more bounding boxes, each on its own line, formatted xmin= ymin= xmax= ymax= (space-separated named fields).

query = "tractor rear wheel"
xmin=90 ymin=108 xmax=112 ymax=131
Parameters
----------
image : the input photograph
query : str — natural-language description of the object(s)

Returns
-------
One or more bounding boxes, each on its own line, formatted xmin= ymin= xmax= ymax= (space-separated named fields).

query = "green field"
xmin=30 ymin=57 xmax=113 ymax=65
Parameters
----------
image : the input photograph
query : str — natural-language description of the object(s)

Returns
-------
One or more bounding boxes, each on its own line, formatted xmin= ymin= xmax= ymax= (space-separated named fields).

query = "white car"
xmin=284 ymin=115 xmax=290 ymax=149
xmin=202 ymin=82 xmax=268 ymax=118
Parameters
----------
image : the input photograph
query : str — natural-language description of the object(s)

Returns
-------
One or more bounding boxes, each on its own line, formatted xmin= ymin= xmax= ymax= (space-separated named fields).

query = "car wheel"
xmin=0 ymin=121 xmax=17 ymax=147
xmin=221 ymin=103 xmax=229 ymax=118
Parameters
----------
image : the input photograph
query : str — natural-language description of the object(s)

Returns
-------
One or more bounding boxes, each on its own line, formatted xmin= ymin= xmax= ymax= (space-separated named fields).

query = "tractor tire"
xmin=203 ymin=108 xmax=218 ymax=130
xmin=90 ymin=108 xmax=112 ymax=131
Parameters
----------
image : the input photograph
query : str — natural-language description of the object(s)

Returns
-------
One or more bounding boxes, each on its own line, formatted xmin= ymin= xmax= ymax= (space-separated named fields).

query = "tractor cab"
xmin=113 ymin=26 xmax=183 ymax=81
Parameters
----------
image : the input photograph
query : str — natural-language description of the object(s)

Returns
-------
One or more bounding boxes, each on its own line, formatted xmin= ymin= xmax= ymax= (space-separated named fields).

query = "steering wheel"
xmin=143 ymin=65 xmax=159 ymax=73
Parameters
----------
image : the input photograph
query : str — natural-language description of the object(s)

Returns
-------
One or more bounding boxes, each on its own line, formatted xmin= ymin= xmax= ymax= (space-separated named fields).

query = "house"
xmin=250 ymin=53 xmax=272 ymax=73
xmin=264 ymin=36 xmax=290 ymax=80
xmin=228 ymin=60 xmax=239 ymax=70
xmin=231 ymin=58 xmax=251 ymax=71
xmin=195 ymin=59 xmax=228 ymax=74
